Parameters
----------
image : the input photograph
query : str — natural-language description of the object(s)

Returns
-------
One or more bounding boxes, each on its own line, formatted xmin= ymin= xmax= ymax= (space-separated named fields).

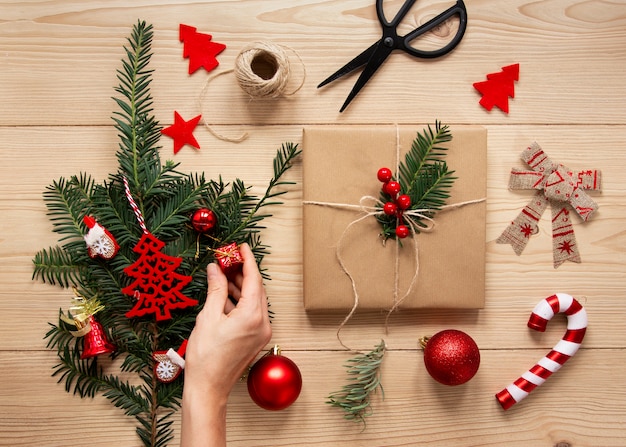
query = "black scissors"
xmin=318 ymin=0 xmax=467 ymax=112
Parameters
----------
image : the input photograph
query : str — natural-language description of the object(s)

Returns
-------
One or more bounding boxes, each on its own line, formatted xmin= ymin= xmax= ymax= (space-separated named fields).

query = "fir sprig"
xmin=34 ymin=20 xmax=299 ymax=447
xmin=377 ymin=121 xmax=456 ymax=240
xmin=327 ymin=340 xmax=386 ymax=425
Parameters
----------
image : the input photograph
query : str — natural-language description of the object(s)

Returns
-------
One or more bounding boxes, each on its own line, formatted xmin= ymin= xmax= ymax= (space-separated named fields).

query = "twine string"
xmin=198 ymin=41 xmax=306 ymax=143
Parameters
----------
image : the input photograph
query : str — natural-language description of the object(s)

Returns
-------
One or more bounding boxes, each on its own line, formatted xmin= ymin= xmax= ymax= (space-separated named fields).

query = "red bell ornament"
xmin=81 ymin=315 xmax=116 ymax=359
xmin=420 ymin=329 xmax=480 ymax=386
xmin=247 ymin=346 xmax=302 ymax=411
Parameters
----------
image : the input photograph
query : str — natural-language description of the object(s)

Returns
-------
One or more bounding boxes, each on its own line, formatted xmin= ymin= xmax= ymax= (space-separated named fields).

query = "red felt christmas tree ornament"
xmin=179 ymin=24 xmax=226 ymax=74
xmin=122 ymin=177 xmax=198 ymax=321
xmin=420 ymin=329 xmax=480 ymax=386
xmin=473 ymin=64 xmax=520 ymax=113
xmin=247 ymin=345 xmax=302 ymax=411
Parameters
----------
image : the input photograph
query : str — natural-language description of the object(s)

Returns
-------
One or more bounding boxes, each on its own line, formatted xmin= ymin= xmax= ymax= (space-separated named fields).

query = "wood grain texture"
xmin=1 ymin=0 xmax=625 ymax=446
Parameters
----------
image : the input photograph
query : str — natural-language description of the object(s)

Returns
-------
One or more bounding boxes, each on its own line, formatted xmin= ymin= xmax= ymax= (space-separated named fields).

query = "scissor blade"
xmin=339 ymin=42 xmax=392 ymax=112
xmin=317 ymin=42 xmax=379 ymax=88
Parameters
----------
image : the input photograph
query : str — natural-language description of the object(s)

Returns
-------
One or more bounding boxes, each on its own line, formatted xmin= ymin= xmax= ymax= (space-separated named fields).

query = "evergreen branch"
xmin=377 ymin=122 xmax=456 ymax=239
xmin=43 ymin=174 xmax=95 ymax=246
xmin=225 ymin=142 xmax=301 ymax=240
xmin=327 ymin=340 xmax=386 ymax=425
xmin=101 ymin=374 xmax=151 ymax=416
xmin=112 ymin=20 xmax=161 ymax=212
xmin=51 ymin=344 xmax=106 ymax=397
xmin=32 ymin=246 xmax=83 ymax=287
xmin=398 ymin=120 xmax=451 ymax=194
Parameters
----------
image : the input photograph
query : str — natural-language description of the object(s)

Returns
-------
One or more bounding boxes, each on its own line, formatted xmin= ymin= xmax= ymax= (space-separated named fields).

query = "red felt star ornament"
xmin=473 ymin=64 xmax=520 ymax=113
xmin=161 ymin=111 xmax=202 ymax=154
xmin=179 ymin=24 xmax=226 ymax=74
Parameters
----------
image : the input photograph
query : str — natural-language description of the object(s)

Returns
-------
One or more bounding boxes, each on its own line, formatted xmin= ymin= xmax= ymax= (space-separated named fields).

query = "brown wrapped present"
xmin=302 ymin=125 xmax=487 ymax=311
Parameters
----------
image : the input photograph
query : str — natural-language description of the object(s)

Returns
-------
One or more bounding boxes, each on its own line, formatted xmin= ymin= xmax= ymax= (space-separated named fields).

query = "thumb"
xmin=205 ymin=263 xmax=228 ymax=315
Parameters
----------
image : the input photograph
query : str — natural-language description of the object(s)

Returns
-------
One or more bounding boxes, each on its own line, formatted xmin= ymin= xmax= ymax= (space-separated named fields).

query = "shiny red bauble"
xmin=422 ymin=329 xmax=480 ymax=386
xmin=247 ymin=350 xmax=302 ymax=411
xmin=191 ymin=208 xmax=216 ymax=233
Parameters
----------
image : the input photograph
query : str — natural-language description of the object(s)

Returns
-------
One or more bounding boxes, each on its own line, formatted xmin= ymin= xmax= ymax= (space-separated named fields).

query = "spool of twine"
xmin=199 ymin=40 xmax=305 ymax=143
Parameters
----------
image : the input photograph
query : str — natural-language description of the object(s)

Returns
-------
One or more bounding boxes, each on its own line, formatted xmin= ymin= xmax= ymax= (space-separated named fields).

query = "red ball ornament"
xmin=396 ymin=194 xmax=411 ymax=210
xmin=395 ymin=224 xmax=409 ymax=238
xmin=377 ymin=167 xmax=393 ymax=183
xmin=191 ymin=208 xmax=216 ymax=233
xmin=421 ymin=329 xmax=480 ymax=386
xmin=383 ymin=181 xmax=401 ymax=197
xmin=247 ymin=346 xmax=302 ymax=411
xmin=383 ymin=202 xmax=397 ymax=216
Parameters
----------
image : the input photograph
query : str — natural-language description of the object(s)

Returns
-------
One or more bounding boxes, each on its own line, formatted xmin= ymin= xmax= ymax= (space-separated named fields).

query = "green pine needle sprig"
xmin=377 ymin=121 xmax=457 ymax=240
xmin=327 ymin=340 xmax=386 ymax=425
xmin=33 ymin=20 xmax=299 ymax=447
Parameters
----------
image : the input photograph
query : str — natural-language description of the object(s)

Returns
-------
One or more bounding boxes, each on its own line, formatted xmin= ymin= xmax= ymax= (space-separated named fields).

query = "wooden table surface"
xmin=1 ymin=1 xmax=625 ymax=446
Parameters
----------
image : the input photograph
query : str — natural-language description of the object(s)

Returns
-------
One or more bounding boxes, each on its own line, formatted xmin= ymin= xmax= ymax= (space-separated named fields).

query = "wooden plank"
xmin=0 ymin=350 xmax=623 ymax=446
xmin=1 ymin=124 xmax=624 ymax=353
xmin=0 ymin=1 xmax=624 ymax=125
xmin=1 ymin=0 xmax=625 ymax=445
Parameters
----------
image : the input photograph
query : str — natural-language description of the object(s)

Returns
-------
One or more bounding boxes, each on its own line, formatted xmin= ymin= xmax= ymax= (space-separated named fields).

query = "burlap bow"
xmin=497 ymin=142 xmax=601 ymax=268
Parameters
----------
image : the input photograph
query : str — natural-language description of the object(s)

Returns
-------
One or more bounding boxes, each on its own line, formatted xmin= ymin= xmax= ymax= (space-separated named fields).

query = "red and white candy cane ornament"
xmin=496 ymin=293 xmax=587 ymax=410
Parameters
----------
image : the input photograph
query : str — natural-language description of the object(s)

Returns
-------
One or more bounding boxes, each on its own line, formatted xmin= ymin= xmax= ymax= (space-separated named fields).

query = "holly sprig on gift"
xmin=375 ymin=121 xmax=456 ymax=240
xmin=32 ymin=20 xmax=299 ymax=447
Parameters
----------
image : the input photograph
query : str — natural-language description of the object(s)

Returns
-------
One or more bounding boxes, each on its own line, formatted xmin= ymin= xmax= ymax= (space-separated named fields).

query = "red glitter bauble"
xmin=191 ymin=208 xmax=216 ymax=233
xmin=422 ymin=329 xmax=480 ymax=386
xmin=247 ymin=350 xmax=302 ymax=411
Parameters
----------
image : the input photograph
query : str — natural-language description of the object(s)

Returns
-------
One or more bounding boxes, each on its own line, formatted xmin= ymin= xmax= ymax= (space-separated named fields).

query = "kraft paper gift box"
xmin=302 ymin=125 xmax=487 ymax=311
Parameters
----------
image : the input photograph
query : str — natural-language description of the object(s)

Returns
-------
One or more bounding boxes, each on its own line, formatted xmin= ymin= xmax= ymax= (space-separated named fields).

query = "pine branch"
xmin=112 ymin=20 xmax=162 ymax=204
xmin=43 ymin=174 xmax=95 ymax=248
xmin=327 ymin=340 xmax=386 ymax=425
xmin=32 ymin=246 xmax=83 ymax=287
xmin=35 ymin=20 xmax=299 ymax=447
xmin=226 ymin=142 xmax=301 ymax=240
xmin=377 ymin=122 xmax=456 ymax=239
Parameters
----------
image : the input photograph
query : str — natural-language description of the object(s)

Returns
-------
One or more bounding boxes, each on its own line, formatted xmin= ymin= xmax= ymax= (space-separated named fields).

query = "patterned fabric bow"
xmin=497 ymin=142 xmax=601 ymax=268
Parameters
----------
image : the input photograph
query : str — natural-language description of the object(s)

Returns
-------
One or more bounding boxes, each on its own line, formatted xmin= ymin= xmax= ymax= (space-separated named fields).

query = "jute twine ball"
xmin=234 ymin=41 xmax=294 ymax=98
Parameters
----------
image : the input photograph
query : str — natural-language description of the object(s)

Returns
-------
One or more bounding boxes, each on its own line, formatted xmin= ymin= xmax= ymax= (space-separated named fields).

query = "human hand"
xmin=181 ymin=243 xmax=271 ymax=447
xmin=184 ymin=243 xmax=272 ymax=399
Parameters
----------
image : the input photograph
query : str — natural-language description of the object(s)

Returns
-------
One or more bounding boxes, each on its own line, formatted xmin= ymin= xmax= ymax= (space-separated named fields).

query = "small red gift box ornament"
xmin=215 ymin=242 xmax=244 ymax=274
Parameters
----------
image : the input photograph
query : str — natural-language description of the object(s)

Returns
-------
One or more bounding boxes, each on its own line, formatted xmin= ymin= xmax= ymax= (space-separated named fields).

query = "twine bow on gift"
xmin=496 ymin=142 xmax=601 ymax=268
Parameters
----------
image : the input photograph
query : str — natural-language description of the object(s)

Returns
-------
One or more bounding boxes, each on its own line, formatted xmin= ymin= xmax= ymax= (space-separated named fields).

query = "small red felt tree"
xmin=122 ymin=232 xmax=198 ymax=321
xmin=473 ymin=64 xmax=519 ymax=113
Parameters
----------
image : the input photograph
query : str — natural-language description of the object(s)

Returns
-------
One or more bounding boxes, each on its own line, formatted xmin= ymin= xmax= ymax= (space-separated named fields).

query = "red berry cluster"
xmin=377 ymin=167 xmax=411 ymax=238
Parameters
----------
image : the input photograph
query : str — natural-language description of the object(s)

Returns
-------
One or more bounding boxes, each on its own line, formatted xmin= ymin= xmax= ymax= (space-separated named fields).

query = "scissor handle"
xmin=376 ymin=0 xmax=467 ymax=59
